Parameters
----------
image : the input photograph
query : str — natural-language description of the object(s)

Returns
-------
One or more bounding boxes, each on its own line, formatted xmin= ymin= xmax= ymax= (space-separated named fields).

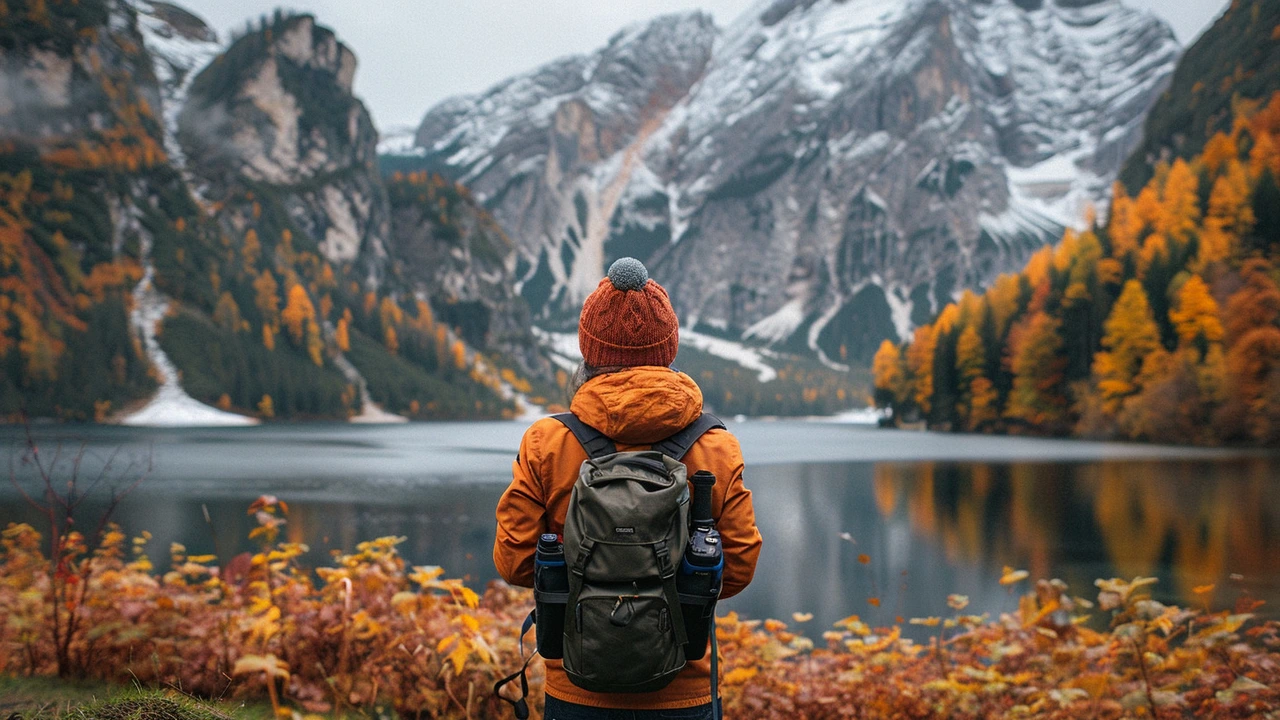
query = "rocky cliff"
xmin=178 ymin=12 xmax=390 ymax=276
xmin=409 ymin=0 xmax=1179 ymax=364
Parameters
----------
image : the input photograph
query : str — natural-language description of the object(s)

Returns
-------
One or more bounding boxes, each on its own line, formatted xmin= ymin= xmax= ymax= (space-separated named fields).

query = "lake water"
xmin=1 ymin=422 xmax=1276 ymax=634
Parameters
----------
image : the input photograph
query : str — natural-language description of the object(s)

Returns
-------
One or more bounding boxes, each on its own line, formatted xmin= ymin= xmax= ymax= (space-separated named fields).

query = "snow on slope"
xmin=123 ymin=247 xmax=257 ymax=427
xmin=130 ymin=1 xmax=221 ymax=179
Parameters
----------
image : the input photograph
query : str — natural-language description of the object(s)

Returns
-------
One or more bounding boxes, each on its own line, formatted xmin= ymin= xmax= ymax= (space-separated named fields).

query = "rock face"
xmin=0 ymin=1 xmax=163 ymax=147
xmin=387 ymin=177 xmax=548 ymax=379
xmin=178 ymin=13 xmax=389 ymax=272
xmin=413 ymin=12 xmax=718 ymax=318
xmin=411 ymin=0 xmax=1179 ymax=363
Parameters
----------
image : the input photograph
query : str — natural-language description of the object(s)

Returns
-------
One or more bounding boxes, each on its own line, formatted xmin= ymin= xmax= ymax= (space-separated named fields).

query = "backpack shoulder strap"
xmin=651 ymin=413 xmax=726 ymax=461
xmin=552 ymin=412 xmax=617 ymax=459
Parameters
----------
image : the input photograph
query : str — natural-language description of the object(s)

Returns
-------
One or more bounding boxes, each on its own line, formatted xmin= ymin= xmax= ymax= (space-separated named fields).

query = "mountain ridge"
xmin=408 ymin=0 xmax=1179 ymax=365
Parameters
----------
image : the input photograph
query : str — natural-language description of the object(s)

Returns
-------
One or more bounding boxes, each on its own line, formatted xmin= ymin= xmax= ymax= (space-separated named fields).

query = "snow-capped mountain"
xmin=409 ymin=0 xmax=1179 ymax=364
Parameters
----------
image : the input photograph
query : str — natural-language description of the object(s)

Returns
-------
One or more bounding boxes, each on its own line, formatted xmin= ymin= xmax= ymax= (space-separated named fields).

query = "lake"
xmin=1 ymin=421 xmax=1276 ymax=635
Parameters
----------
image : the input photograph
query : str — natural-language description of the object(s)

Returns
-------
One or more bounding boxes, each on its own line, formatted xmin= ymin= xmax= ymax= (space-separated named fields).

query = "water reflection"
xmin=1 ymin=442 xmax=1276 ymax=635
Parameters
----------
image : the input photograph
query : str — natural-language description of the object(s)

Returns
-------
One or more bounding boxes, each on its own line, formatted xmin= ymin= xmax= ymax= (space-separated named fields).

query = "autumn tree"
xmin=1094 ymin=280 xmax=1165 ymax=416
xmin=1107 ymin=183 xmax=1144 ymax=258
xmin=1157 ymin=159 xmax=1201 ymax=245
xmin=281 ymin=284 xmax=316 ymax=345
xmin=335 ymin=316 xmax=350 ymax=353
xmin=1169 ymin=274 xmax=1224 ymax=359
xmin=905 ymin=325 xmax=937 ymax=417
xmin=954 ymin=324 xmax=986 ymax=426
xmin=253 ymin=270 xmax=280 ymax=326
xmin=1004 ymin=312 xmax=1068 ymax=431
xmin=872 ymin=339 xmax=906 ymax=410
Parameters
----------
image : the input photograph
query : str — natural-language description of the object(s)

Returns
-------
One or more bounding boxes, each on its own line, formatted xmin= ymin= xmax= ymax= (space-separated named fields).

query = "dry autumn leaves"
xmin=1 ymin=497 xmax=1277 ymax=718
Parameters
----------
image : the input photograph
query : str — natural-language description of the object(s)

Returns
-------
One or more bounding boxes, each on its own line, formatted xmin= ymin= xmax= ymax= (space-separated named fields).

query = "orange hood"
xmin=568 ymin=366 xmax=703 ymax=445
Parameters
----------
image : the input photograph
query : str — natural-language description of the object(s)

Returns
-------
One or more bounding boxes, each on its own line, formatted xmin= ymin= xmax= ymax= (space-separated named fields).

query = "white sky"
xmin=175 ymin=0 xmax=1231 ymax=130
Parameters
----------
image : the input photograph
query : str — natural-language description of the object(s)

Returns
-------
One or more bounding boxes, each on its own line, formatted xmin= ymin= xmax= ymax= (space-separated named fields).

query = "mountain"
xmin=1 ymin=1 xmax=549 ymax=422
xmin=407 ymin=0 xmax=1180 ymax=365
xmin=1119 ymin=0 xmax=1280 ymax=192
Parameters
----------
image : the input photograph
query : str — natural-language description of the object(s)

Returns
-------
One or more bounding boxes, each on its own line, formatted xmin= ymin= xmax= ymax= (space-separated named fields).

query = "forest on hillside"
xmin=874 ymin=92 xmax=1280 ymax=446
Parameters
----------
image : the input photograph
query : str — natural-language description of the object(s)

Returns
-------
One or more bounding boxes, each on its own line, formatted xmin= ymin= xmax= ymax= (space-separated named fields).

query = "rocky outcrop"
xmin=0 ymin=1 xmax=163 ymax=147
xmin=387 ymin=176 xmax=550 ymax=379
xmin=178 ymin=13 xmax=389 ymax=272
xmin=410 ymin=0 xmax=1179 ymax=363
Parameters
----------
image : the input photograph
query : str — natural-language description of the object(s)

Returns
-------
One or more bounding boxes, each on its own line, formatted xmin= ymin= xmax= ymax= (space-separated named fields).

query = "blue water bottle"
xmin=534 ymin=533 xmax=568 ymax=658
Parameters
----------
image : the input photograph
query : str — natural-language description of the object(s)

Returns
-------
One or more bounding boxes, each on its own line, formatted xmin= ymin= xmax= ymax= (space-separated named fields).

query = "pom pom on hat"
xmin=578 ymin=257 xmax=679 ymax=368
xmin=607 ymin=257 xmax=649 ymax=291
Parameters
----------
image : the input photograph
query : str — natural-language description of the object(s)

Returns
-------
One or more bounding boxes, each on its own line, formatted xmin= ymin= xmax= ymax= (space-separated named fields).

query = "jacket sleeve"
xmin=709 ymin=431 xmax=762 ymax=600
xmin=493 ymin=421 xmax=550 ymax=588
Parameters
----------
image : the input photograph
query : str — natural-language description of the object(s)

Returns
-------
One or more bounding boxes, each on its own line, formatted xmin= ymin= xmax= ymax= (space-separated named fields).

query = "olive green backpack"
xmin=556 ymin=411 xmax=722 ymax=693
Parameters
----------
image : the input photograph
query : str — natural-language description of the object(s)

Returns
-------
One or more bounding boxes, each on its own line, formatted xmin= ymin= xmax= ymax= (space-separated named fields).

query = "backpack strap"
xmin=552 ymin=413 xmax=616 ymax=458
xmin=553 ymin=412 xmax=724 ymax=461
xmin=651 ymin=413 xmax=725 ymax=461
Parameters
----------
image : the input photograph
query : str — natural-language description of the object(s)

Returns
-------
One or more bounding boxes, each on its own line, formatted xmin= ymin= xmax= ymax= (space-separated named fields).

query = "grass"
xmin=0 ymin=677 xmax=279 ymax=720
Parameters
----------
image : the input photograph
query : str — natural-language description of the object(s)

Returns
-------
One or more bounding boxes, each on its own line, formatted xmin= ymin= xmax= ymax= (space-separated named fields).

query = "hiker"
xmin=494 ymin=258 xmax=763 ymax=720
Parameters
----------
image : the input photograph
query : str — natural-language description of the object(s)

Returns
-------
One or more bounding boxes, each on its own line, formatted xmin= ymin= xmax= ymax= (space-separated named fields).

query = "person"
xmin=494 ymin=258 xmax=763 ymax=720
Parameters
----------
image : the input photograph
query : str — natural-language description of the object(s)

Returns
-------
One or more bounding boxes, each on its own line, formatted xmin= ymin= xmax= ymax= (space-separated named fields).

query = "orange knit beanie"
xmin=578 ymin=258 xmax=679 ymax=368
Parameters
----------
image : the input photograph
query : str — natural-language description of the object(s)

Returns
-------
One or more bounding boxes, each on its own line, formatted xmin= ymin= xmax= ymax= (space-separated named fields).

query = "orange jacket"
xmin=494 ymin=366 xmax=763 ymax=709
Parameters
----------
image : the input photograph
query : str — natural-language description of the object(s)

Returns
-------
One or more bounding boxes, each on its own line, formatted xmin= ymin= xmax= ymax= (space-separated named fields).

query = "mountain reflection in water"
xmin=0 ymin=424 xmax=1275 ymax=633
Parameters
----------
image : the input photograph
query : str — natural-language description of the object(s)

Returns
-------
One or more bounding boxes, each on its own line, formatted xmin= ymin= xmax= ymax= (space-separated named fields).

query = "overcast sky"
xmin=175 ymin=0 xmax=1231 ymax=131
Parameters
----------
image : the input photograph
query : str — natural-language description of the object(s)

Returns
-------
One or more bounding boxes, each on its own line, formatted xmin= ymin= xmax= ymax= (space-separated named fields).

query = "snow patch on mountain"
xmin=122 ymin=228 xmax=257 ymax=427
xmin=130 ymin=1 xmax=221 ymax=181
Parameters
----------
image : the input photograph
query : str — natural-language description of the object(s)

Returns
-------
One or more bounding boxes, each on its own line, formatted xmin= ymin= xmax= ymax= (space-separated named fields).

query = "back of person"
xmin=494 ymin=259 xmax=763 ymax=719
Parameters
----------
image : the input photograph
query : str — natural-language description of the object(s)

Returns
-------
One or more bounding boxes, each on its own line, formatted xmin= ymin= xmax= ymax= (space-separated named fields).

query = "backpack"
xmin=554 ymin=411 xmax=724 ymax=693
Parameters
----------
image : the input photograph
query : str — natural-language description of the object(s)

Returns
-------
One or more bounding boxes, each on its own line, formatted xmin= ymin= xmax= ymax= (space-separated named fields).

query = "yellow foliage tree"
xmin=1200 ymin=132 xmax=1238 ymax=176
xmin=1157 ymin=159 xmax=1201 ymax=245
xmin=906 ymin=325 xmax=937 ymax=415
xmin=1108 ymin=184 xmax=1143 ymax=258
xmin=253 ymin=270 xmax=280 ymax=325
xmin=257 ymin=394 xmax=275 ymax=419
xmin=281 ymin=284 xmax=316 ymax=345
xmin=1169 ymin=274 xmax=1224 ymax=355
xmin=1004 ymin=312 xmax=1067 ymax=429
xmin=336 ymin=317 xmax=350 ymax=353
xmin=872 ymin=339 xmax=906 ymax=408
xmin=1094 ymin=280 xmax=1164 ymax=415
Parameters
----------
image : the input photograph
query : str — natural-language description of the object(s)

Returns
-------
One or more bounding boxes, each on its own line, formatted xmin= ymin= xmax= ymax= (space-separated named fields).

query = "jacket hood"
xmin=569 ymin=366 xmax=704 ymax=445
